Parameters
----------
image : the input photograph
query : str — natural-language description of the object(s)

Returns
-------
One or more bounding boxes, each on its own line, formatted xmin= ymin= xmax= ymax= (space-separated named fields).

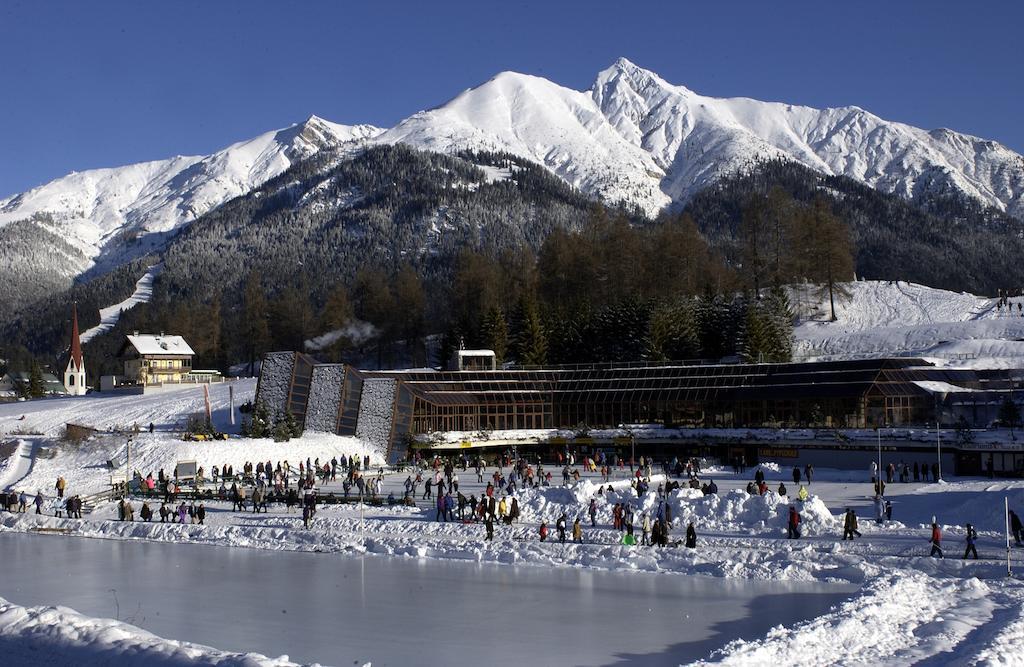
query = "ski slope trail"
xmin=0 ymin=439 xmax=40 ymax=490
xmin=79 ymin=265 xmax=160 ymax=344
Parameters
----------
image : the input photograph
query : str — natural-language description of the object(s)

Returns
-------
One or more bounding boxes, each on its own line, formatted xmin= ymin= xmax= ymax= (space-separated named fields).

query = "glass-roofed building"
xmin=255 ymin=352 xmax=1024 ymax=470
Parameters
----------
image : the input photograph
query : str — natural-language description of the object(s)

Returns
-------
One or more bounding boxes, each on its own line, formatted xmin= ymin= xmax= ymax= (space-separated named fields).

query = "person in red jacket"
xmin=929 ymin=521 xmax=944 ymax=558
xmin=539 ymin=521 xmax=549 ymax=542
xmin=787 ymin=506 xmax=801 ymax=539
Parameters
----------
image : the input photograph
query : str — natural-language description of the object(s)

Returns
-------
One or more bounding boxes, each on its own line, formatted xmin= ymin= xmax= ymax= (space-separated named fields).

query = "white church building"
xmin=62 ymin=303 xmax=87 ymax=395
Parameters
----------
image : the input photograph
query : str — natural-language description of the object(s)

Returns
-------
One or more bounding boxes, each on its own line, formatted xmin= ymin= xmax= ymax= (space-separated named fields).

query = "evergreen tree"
xmin=999 ymin=396 xmax=1020 ymax=438
xmin=319 ymin=284 xmax=354 ymax=362
xmin=512 ymin=296 xmax=547 ymax=366
xmin=479 ymin=305 xmax=509 ymax=363
xmin=242 ymin=271 xmax=271 ymax=375
xmin=392 ymin=265 xmax=427 ymax=366
xmin=28 ymin=361 xmax=44 ymax=398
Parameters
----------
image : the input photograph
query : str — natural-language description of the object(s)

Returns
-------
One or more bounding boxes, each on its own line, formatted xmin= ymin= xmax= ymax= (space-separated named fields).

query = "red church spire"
xmin=70 ymin=302 xmax=83 ymax=369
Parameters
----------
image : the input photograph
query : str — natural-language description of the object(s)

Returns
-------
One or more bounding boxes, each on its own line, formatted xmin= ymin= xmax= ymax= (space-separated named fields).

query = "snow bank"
xmin=0 ymin=595 xmax=307 ymax=666
xmin=700 ymin=571 xmax=996 ymax=666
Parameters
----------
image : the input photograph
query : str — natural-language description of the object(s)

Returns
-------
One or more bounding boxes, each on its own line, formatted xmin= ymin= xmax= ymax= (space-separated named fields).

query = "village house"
xmin=117 ymin=333 xmax=195 ymax=385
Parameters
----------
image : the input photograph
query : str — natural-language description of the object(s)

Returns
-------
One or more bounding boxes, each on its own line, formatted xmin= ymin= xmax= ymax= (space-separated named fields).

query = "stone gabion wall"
xmin=255 ymin=352 xmax=295 ymax=416
xmin=356 ymin=378 xmax=397 ymax=454
xmin=304 ymin=365 xmax=346 ymax=433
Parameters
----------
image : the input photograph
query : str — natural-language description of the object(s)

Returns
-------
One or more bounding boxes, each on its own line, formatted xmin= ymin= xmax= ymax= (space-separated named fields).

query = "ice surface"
xmin=0 ymin=533 xmax=853 ymax=667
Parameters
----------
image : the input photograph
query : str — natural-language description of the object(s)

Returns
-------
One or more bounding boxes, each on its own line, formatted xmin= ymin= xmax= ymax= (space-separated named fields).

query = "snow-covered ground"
xmin=79 ymin=264 xmax=161 ymax=344
xmin=0 ymin=594 xmax=304 ymax=666
xmin=0 ymin=378 xmax=256 ymax=437
xmin=3 ymin=371 xmax=1024 ymax=665
xmin=793 ymin=279 xmax=1024 ymax=365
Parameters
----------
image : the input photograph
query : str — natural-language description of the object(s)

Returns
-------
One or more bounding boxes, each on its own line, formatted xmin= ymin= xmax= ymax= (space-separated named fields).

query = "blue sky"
xmin=1 ymin=1 xmax=1021 ymax=198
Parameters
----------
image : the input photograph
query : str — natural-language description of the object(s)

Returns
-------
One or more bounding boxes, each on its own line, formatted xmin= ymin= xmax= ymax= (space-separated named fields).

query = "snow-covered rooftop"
xmin=125 ymin=334 xmax=195 ymax=357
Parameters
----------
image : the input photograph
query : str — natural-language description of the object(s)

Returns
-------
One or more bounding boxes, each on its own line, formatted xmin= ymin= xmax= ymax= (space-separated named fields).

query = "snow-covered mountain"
xmin=3 ymin=58 xmax=1023 ymax=283
xmin=0 ymin=116 xmax=382 ymax=273
xmin=384 ymin=58 xmax=1024 ymax=218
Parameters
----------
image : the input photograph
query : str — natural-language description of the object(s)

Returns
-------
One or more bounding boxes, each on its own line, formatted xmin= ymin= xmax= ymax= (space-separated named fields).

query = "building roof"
xmin=4 ymin=371 xmax=69 ymax=394
xmin=124 ymin=334 xmax=195 ymax=357
xmin=69 ymin=303 xmax=84 ymax=369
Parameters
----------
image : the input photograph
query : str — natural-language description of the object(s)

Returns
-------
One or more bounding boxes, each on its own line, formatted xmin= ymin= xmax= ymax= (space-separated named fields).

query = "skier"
xmin=963 ymin=523 xmax=978 ymax=560
xmin=787 ymin=506 xmax=801 ymax=539
xmin=843 ymin=509 xmax=862 ymax=540
xmin=685 ymin=521 xmax=697 ymax=549
xmin=929 ymin=521 xmax=944 ymax=558
xmin=1011 ymin=510 xmax=1023 ymax=546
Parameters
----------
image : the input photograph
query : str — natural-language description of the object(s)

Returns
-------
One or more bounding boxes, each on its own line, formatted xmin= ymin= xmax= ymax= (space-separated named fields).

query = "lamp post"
xmin=876 ymin=426 xmax=882 ymax=492
xmin=125 ymin=433 xmax=133 ymax=498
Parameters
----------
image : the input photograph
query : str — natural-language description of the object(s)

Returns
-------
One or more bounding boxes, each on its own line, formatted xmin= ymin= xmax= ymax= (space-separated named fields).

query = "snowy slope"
xmin=0 ymin=117 xmax=382 ymax=273
xmin=377 ymin=70 xmax=671 ymax=213
xmin=79 ymin=264 xmax=160 ymax=344
xmin=593 ymin=59 xmax=1024 ymax=217
xmin=793 ymin=280 xmax=1024 ymax=363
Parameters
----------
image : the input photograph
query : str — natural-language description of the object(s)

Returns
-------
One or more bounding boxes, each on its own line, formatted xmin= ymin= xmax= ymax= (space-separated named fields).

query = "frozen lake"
xmin=0 ymin=533 xmax=854 ymax=666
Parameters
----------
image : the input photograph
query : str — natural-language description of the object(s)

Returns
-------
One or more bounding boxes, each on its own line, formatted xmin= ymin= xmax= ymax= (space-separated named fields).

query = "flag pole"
xmin=1007 ymin=496 xmax=1013 ymax=578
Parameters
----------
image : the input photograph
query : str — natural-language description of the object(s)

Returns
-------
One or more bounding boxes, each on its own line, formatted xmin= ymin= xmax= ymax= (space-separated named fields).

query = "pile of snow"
xmin=701 ymin=571 xmax=998 ymax=665
xmin=0 ymin=595 xmax=304 ymax=666
xmin=491 ymin=477 xmax=837 ymax=537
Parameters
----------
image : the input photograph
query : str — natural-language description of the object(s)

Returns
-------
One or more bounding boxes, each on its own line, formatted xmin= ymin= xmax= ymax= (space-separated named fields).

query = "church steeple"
xmin=64 ymin=302 xmax=87 ymax=395
xmin=69 ymin=302 xmax=83 ymax=371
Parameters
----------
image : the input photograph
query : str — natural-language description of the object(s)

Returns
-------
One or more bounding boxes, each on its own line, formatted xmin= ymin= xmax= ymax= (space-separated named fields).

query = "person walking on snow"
xmin=843 ymin=509 xmax=862 ymax=540
xmin=589 ymin=498 xmax=597 ymax=527
xmin=685 ymin=521 xmax=697 ymax=549
xmin=792 ymin=467 xmax=801 ymax=485
xmin=1011 ymin=510 xmax=1023 ymax=546
xmin=787 ymin=506 xmax=801 ymax=539
xmin=875 ymin=495 xmax=885 ymax=524
xmin=572 ymin=517 xmax=582 ymax=543
xmin=929 ymin=521 xmax=944 ymax=558
xmin=556 ymin=513 xmax=567 ymax=543
xmin=539 ymin=521 xmax=549 ymax=542
xmin=963 ymin=523 xmax=978 ymax=560
xmin=797 ymin=485 xmax=809 ymax=502
xmin=641 ymin=513 xmax=651 ymax=546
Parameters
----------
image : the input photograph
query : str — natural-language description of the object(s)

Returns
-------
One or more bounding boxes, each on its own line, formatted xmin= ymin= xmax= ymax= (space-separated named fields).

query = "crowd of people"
xmin=4 ymin=450 xmax=1023 ymax=561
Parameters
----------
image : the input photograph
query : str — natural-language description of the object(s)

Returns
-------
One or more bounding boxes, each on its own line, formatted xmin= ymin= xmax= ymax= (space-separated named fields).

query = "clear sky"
xmin=1 ymin=0 xmax=1021 ymax=198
